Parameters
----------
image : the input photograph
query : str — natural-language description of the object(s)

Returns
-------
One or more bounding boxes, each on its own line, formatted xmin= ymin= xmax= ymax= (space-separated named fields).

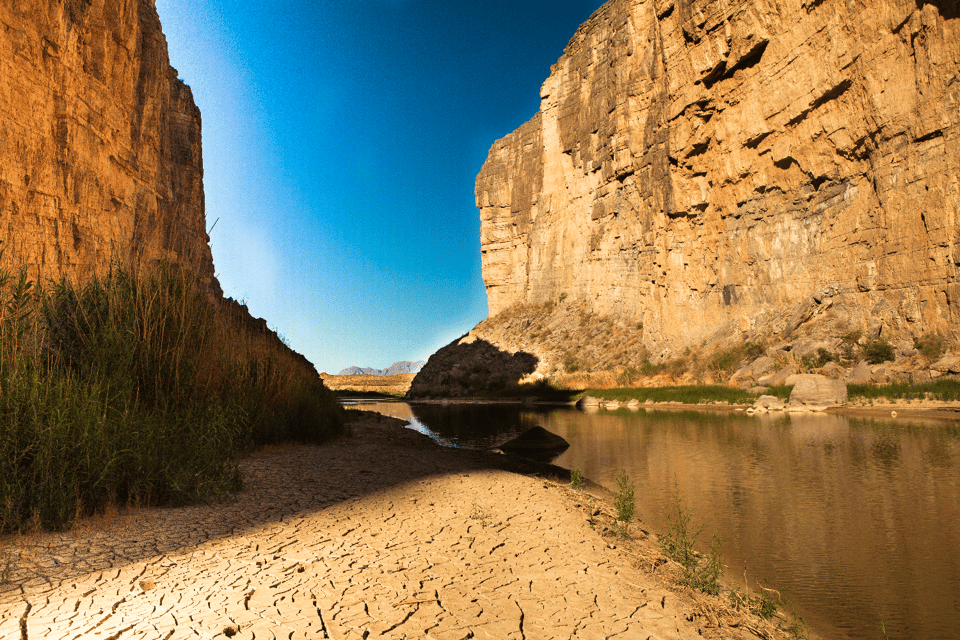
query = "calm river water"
xmin=348 ymin=400 xmax=960 ymax=640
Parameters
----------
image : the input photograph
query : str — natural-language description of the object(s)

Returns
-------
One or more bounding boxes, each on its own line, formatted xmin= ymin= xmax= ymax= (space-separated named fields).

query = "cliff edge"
xmin=474 ymin=0 xmax=959 ymax=364
xmin=0 ymin=0 xmax=217 ymax=295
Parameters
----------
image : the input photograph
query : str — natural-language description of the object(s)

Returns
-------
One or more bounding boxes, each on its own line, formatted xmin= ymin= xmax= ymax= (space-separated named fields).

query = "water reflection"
xmin=347 ymin=401 xmax=960 ymax=640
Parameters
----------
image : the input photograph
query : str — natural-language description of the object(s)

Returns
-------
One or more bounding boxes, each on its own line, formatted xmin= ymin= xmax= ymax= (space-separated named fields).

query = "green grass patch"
xmin=847 ymin=379 xmax=960 ymax=402
xmin=579 ymin=385 xmax=760 ymax=404
xmin=0 ymin=262 xmax=345 ymax=533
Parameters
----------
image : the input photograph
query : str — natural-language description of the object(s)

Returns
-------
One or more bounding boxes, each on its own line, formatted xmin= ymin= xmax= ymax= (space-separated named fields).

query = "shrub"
xmin=570 ymin=468 xmax=584 ymax=492
xmin=660 ymin=492 xmax=723 ymax=595
xmin=710 ymin=342 xmax=765 ymax=374
xmin=612 ymin=470 xmax=635 ymax=538
xmin=563 ymin=350 xmax=581 ymax=373
xmin=616 ymin=367 xmax=640 ymax=386
xmin=863 ymin=338 xmax=895 ymax=364
xmin=914 ymin=333 xmax=947 ymax=362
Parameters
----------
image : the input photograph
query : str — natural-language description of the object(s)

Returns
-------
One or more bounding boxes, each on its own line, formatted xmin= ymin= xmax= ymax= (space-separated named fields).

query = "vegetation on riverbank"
xmin=847 ymin=379 xmax=960 ymax=402
xmin=335 ymin=389 xmax=404 ymax=399
xmin=415 ymin=377 xmax=960 ymax=408
xmin=576 ymin=385 xmax=787 ymax=405
xmin=0 ymin=262 xmax=344 ymax=533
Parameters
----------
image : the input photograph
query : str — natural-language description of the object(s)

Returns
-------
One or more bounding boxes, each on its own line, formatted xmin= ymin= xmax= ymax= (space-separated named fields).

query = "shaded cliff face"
xmin=476 ymin=0 xmax=960 ymax=360
xmin=0 ymin=0 xmax=217 ymax=294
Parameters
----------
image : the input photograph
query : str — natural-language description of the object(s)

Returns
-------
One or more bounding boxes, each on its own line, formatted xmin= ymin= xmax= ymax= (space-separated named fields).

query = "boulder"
xmin=819 ymin=361 xmax=847 ymax=379
xmin=759 ymin=366 xmax=795 ymax=387
xmin=788 ymin=375 xmax=848 ymax=410
xmin=731 ymin=356 xmax=776 ymax=384
xmin=497 ymin=427 xmax=570 ymax=458
xmin=754 ymin=395 xmax=786 ymax=411
xmin=931 ymin=355 xmax=960 ymax=375
xmin=845 ymin=361 xmax=874 ymax=384
xmin=576 ymin=396 xmax=602 ymax=409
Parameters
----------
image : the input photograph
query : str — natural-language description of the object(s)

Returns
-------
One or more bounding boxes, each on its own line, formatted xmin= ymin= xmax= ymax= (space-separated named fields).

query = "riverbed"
xmin=349 ymin=400 xmax=960 ymax=640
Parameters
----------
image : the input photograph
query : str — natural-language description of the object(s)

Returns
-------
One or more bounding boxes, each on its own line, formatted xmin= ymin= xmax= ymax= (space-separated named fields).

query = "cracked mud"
xmin=0 ymin=412 xmax=770 ymax=639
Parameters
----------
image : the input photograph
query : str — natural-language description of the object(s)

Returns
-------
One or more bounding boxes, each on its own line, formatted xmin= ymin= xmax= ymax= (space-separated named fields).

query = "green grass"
xmin=848 ymin=379 xmax=960 ymax=402
xmin=0 ymin=262 xmax=345 ymax=533
xmin=578 ymin=385 xmax=761 ymax=404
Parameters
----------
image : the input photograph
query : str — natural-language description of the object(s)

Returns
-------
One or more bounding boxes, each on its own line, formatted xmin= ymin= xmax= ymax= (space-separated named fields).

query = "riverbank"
xmin=0 ymin=411 xmax=790 ymax=639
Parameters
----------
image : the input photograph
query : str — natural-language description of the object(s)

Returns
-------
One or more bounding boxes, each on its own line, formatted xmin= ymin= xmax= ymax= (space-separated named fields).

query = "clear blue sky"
xmin=154 ymin=0 xmax=603 ymax=374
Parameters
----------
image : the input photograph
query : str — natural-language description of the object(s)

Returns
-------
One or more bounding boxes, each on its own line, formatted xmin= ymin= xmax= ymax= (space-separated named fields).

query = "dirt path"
xmin=0 ymin=413 xmax=784 ymax=640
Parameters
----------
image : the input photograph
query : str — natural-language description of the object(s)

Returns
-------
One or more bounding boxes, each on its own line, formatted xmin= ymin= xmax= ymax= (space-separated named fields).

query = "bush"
xmin=710 ymin=342 xmax=765 ymax=374
xmin=570 ymin=468 xmax=584 ymax=492
xmin=0 ymin=263 xmax=344 ymax=532
xmin=563 ymin=350 xmax=581 ymax=373
xmin=613 ymin=470 xmax=635 ymax=538
xmin=914 ymin=333 xmax=947 ymax=362
xmin=863 ymin=338 xmax=895 ymax=364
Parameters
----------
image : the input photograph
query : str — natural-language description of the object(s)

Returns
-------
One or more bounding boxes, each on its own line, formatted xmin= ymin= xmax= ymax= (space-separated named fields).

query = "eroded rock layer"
xmin=476 ymin=0 xmax=960 ymax=359
xmin=0 ymin=0 xmax=217 ymax=293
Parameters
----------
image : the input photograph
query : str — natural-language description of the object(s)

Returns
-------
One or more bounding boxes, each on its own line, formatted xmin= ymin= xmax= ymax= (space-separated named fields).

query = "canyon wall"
xmin=476 ymin=0 xmax=960 ymax=361
xmin=0 ymin=0 xmax=217 ymax=294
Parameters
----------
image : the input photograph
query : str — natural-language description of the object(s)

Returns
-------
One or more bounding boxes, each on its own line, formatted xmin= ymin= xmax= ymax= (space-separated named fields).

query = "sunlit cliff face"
xmin=476 ymin=0 xmax=960 ymax=359
xmin=0 ymin=0 xmax=218 ymax=295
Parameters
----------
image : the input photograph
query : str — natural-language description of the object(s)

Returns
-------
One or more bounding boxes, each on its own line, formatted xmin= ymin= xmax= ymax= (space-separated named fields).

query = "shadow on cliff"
xmin=407 ymin=335 xmax=539 ymax=398
xmin=919 ymin=0 xmax=959 ymax=21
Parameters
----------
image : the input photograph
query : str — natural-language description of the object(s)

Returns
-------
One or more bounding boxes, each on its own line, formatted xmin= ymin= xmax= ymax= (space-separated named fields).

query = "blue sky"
xmin=154 ymin=0 xmax=603 ymax=374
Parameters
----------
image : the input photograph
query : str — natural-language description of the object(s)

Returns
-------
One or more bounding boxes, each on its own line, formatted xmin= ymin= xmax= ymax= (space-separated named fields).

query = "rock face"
xmin=408 ymin=335 xmax=538 ymax=398
xmin=476 ymin=0 xmax=960 ymax=360
xmin=0 ymin=0 xmax=217 ymax=294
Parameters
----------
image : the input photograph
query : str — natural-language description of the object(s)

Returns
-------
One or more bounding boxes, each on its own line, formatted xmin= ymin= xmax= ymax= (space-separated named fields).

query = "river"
xmin=347 ymin=400 xmax=960 ymax=640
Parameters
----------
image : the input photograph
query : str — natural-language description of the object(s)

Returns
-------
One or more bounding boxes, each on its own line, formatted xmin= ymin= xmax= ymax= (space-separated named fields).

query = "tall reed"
xmin=0 ymin=262 xmax=344 ymax=532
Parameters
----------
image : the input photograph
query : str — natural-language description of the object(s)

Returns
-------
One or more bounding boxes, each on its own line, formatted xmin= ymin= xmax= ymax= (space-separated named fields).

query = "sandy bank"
xmin=0 ymin=412 xmax=789 ymax=639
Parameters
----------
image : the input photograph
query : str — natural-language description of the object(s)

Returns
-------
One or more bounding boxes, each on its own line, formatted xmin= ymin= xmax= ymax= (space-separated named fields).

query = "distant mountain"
xmin=337 ymin=360 xmax=426 ymax=376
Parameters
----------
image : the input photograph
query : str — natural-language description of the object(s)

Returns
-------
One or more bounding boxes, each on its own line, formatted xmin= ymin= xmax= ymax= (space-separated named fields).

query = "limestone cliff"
xmin=0 ymin=0 xmax=217 ymax=294
xmin=476 ymin=0 xmax=960 ymax=363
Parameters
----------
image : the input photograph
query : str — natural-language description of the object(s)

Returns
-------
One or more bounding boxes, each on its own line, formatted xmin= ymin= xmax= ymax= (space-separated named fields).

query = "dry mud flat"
xmin=0 ymin=413 xmax=785 ymax=640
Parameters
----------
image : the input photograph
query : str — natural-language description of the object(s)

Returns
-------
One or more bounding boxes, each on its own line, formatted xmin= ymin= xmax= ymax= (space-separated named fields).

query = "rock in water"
xmin=497 ymin=427 xmax=570 ymax=459
xmin=473 ymin=0 xmax=960 ymax=360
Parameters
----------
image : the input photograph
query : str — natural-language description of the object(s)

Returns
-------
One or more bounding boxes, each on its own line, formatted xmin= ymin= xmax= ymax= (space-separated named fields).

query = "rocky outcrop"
xmin=0 ymin=0 xmax=217 ymax=294
xmin=408 ymin=335 xmax=538 ymax=398
xmin=476 ymin=0 xmax=960 ymax=361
